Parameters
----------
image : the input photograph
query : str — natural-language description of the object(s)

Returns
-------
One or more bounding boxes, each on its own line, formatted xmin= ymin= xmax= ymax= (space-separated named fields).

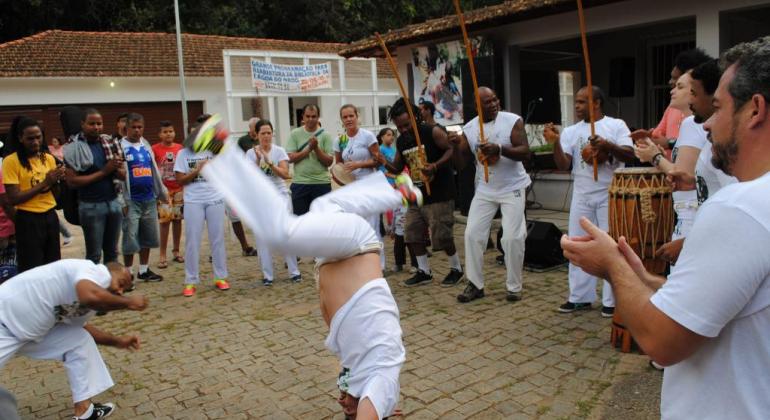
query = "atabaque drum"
xmin=608 ymin=167 xmax=673 ymax=353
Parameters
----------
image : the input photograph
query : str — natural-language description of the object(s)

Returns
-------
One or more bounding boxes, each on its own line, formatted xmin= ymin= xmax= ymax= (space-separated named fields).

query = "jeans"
xmin=79 ymin=199 xmax=123 ymax=264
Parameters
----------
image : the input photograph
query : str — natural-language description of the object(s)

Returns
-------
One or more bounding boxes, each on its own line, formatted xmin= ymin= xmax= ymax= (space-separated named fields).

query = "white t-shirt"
xmin=650 ymin=172 xmax=770 ymax=419
xmin=245 ymin=145 xmax=290 ymax=194
xmin=173 ymin=148 xmax=223 ymax=203
xmin=326 ymin=278 xmax=404 ymax=419
xmin=462 ymin=111 xmax=531 ymax=194
xmin=695 ymin=144 xmax=737 ymax=204
xmin=334 ymin=129 xmax=377 ymax=180
xmin=559 ymin=116 xmax=633 ymax=197
xmin=671 ymin=116 xmax=706 ymax=205
xmin=0 ymin=259 xmax=111 ymax=341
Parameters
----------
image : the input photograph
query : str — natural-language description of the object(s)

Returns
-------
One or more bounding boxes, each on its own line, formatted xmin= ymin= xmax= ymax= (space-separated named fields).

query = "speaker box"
xmin=524 ymin=220 xmax=566 ymax=270
xmin=609 ymin=57 xmax=635 ymax=98
xmin=59 ymin=106 xmax=84 ymax=138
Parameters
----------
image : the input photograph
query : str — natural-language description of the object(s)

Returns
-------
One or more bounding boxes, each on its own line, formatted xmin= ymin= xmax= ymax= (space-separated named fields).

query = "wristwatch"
xmin=652 ymin=153 xmax=664 ymax=166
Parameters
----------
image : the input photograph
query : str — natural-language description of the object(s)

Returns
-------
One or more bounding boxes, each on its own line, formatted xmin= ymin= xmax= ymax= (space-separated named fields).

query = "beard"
xmin=711 ymin=125 xmax=739 ymax=176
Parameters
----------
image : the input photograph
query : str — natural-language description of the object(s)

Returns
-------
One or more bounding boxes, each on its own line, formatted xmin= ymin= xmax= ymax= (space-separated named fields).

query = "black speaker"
xmin=59 ymin=106 xmax=84 ymax=138
xmin=609 ymin=57 xmax=635 ymax=98
xmin=524 ymin=220 xmax=566 ymax=269
xmin=520 ymin=70 xmax=561 ymax=124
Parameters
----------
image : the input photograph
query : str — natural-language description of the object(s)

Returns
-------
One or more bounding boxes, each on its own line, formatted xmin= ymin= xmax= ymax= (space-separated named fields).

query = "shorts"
xmin=225 ymin=204 xmax=240 ymax=223
xmin=158 ymin=190 xmax=184 ymax=223
xmin=122 ymin=199 xmax=160 ymax=254
xmin=404 ymin=200 xmax=455 ymax=251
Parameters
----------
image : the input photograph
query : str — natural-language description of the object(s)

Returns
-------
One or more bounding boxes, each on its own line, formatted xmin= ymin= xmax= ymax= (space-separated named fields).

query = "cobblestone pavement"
xmin=1 ymin=211 xmax=661 ymax=419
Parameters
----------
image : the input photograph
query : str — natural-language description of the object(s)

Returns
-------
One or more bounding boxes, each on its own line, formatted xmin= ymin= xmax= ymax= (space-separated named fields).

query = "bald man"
xmin=448 ymin=87 xmax=531 ymax=303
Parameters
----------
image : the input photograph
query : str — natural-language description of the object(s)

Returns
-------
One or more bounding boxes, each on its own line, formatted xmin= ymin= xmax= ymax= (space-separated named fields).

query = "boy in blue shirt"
xmin=120 ymin=113 xmax=167 ymax=282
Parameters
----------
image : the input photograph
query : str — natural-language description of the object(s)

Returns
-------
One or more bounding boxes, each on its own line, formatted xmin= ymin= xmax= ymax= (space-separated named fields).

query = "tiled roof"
xmin=0 ymin=30 xmax=368 ymax=78
xmin=340 ymin=0 xmax=623 ymax=57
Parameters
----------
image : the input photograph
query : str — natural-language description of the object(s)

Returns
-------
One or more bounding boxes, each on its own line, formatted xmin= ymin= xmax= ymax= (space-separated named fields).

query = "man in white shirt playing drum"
xmin=447 ymin=87 xmax=531 ymax=303
xmin=561 ymin=36 xmax=770 ymax=420
xmin=0 ymin=259 xmax=147 ymax=420
xmin=545 ymin=86 xmax=635 ymax=317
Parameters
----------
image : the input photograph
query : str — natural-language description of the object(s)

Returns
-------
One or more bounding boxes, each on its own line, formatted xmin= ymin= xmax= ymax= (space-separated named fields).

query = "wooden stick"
xmin=576 ymin=0 xmax=598 ymax=181
xmin=375 ymin=32 xmax=431 ymax=196
xmin=453 ymin=0 xmax=489 ymax=183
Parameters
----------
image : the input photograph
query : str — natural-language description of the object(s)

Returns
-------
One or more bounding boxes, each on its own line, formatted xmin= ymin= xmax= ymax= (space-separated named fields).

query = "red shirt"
xmin=152 ymin=142 xmax=184 ymax=192
xmin=0 ymin=173 xmax=15 ymax=238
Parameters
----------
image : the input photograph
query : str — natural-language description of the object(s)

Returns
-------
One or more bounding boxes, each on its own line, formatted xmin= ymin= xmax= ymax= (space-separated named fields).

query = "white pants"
xmin=183 ymin=200 xmax=228 ymax=284
xmin=465 ymin=188 xmax=527 ymax=292
xmin=568 ymin=194 xmax=614 ymax=307
xmin=0 ymin=323 xmax=114 ymax=403
xmin=256 ymin=193 xmax=300 ymax=280
xmin=202 ymin=145 xmax=402 ymax=260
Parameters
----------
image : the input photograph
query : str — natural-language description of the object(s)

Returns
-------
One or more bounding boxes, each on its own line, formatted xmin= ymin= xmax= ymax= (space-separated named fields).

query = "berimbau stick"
xmin=577 ymin=0 xmax=599 ymax=181
xmin=375 ymin=32 xmax=432 ymax=196
xmin=453 ymin=0 xmax=489 ymax=183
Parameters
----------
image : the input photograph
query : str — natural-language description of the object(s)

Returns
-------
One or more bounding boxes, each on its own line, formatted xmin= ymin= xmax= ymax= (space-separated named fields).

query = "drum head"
xmin=613 ymin=167 xmax=664 ymax=175
xmin=330 ymin=163 xmax=355 ymax=186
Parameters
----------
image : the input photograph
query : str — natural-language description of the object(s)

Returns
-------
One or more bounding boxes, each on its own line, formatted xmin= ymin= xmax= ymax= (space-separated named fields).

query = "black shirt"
xmin=396 ymin=123 xmax=455 ymax=204
xmin=237 ymin=134 xmax=255 ymax=152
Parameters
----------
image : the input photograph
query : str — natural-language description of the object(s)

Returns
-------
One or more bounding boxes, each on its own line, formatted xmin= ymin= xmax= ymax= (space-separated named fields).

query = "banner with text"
xmin=251 ymin=60 xmax=332 ymax=92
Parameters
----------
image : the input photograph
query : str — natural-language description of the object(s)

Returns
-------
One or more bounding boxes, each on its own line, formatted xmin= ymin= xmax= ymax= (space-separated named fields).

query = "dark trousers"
xmin=16 ymin=209 xmax=60 ymax=273
xmin=394 ymin=234 xmax=417 ymax=268
xmin=290 ymin=183 xmax=331 ymax=216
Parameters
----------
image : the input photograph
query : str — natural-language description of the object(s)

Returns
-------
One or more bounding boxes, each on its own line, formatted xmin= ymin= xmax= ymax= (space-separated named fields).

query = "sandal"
xmin=158 ymin=260 xmax=169 ymax=269
xmin=172 ymin=255 xmax=185 ymax=263
xmin=242 ymin=247 xmax=258 ymax=257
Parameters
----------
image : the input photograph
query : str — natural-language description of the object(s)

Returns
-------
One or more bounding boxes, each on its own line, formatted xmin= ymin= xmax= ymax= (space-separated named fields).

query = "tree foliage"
xmin=0 ymin=0 xmax=504 ymax=43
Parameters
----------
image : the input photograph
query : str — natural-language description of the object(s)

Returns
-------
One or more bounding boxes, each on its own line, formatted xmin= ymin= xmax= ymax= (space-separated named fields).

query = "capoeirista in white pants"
xmin=0 ymin=323 xmax=113 ymax=404
xmin=202 ymin=144 xmax=403 ymax=262
xmin=567 ymin=193 xmax=615 ymax=307
xmin=464 ymin=188 xmax=527 ymax=293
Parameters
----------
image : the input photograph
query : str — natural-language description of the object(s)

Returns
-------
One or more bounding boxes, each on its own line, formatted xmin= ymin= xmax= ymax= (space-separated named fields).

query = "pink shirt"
xmin=652 ymin=106 xmax=686 ymax=141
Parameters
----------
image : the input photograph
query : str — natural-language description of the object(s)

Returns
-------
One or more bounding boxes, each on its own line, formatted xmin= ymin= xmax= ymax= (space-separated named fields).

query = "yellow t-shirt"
xmin=2 ymin=152 xmax=57 ymax=213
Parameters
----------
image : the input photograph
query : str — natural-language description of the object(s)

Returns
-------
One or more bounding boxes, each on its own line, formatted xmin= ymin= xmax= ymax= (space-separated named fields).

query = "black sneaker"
xmin=403 ymin=270 xmax=432 ymax=287
xmin=601 ymin=306 xmax=615 ymax=318
xmin=457 ymin=282 xmax=484 ymax=303
xmin=441 ymin=268 xmax=464 ymax=287
xmin=506 ymin=291 xmax=522 ymax=302
xmin=495 ymin=255 xmax=505 ymax=266
xmin=74 ymin=402 xmax=115 ymax=420
xmin=558 ymin=301 xmax=592 ymax=313
xmin=137 ymin=269 xmax=163 ymax=282
xmin=262 ymin=278 xmax=273 ymax=286
xmin=125 ymin=274 xmax=136 ymax=292
xmin=290 ymin=274 xmax=302 ymax=283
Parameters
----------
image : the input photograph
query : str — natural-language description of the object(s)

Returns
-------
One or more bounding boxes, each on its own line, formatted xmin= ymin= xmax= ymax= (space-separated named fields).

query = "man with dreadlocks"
xmin=379 ymin=98 xmax=464 ymax=288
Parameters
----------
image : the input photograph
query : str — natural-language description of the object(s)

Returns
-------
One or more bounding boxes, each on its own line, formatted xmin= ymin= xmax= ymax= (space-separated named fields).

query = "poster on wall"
xmin=411 ymin=38 xmax=492 ymax=126
xmin=251 ymin=60 xmax=332 ymax=92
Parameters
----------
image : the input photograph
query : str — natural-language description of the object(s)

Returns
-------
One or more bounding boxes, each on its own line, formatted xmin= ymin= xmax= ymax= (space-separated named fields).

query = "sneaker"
xmin=262 ymin=278 xmax=273 ymax=286
xmin=649 ymin=360 xmax=664 ymax=371
xmin=242 ymin=247 xmax=258 ymax=257
xmin=601 ymin=306 xmax=615 ymax=318
xmin=290 ymin=274 xmax=302 ymax=283
xmin=125 ymin=274 xmax=136 ymax=292
xmin=62 ymin=236 xmax=73 ymax=247
xmin=394 ymin=264 xmax=404 ymax=273
xmin=558 ymin=301 xmax=592 ymax=313
xmin=137 ymin=269 xmax=163 ymax=282
xmin=441 ymin=268 xmax=464 ymax=287
xmin=214 ymin=279 xmax=230 ymax=290
xmin=74 ymin=402 xmax=115 ymax=420
xmin=182 ymin=285 xmax=196 ymax=297
xmin=457 ymin=282 xmax=484 ymax=303
xmin=403 ymin=269 xmax=432 ymax=287
xmin=409 ymin=266 xmax=418 ymax=274
xmin=506 ymin=291 xmax=522 ymax=302
xmin=394 ymin=174 xmax=424 ymax=208
xmin=495 ymin=254 xmax=505 ymax=266
xmin=185 ymin=113 xmax=228 ymax=154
